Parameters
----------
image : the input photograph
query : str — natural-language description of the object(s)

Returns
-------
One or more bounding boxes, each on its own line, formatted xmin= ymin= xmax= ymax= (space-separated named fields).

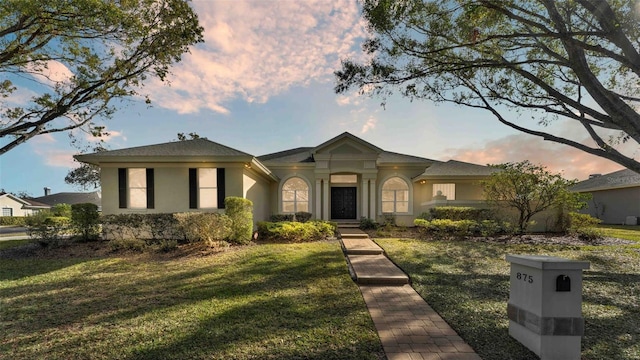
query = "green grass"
xmin=0 ymin=239 xmax=28 ymax=250
xmin=0 ymin=242 xmax=383 ymax=360
xmin=376 ymin=238 xmax=640 ymax=360
xmin=598 ymin=224 xmax=640 ymax=242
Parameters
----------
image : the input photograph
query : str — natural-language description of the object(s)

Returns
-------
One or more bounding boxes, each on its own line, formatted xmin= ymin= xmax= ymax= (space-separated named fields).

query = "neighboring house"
xmin=75 ymin=132 xmax=497 ymax=226
xmin=31 ymin=190 xmax=102 ymax=211
xmin=0 ymin=192 xmax=49 ymax=217
xmin=571 ymin=169 xmax=640 ymax=225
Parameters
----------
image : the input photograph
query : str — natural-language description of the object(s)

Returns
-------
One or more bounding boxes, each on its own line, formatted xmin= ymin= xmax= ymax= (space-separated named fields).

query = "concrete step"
xmin=341 ymin=238 xmax=384 ymax=255
xmin=347 ymin=254 xmax=410 ymax=286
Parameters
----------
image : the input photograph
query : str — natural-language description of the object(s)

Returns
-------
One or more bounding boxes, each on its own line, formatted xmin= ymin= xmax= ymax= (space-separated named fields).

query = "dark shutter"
xmin=217 ymin=168 xmax=226 ymax=209
xmin=146 ymin=168 xmax=154 ymax=209
xmin=118 ymin=168 xmax=127 ymax=208
xmin=189 ymin=168 xmax=197 ymax=209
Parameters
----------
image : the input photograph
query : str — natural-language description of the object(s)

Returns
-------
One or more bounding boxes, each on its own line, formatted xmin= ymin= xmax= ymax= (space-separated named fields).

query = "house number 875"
xmin=516 ymin=272 xmax=533 ymax=283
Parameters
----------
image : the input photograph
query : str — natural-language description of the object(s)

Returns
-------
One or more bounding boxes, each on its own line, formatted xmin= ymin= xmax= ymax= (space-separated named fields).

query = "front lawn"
xmin=376 ymin=236 xmax=640 ymax=360
xmin=0 ymin=242 xmax=383 ymax=360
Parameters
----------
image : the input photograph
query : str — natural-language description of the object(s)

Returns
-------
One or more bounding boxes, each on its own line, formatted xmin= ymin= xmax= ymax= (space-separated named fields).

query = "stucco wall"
xmin=581 ymin=187 xmax=640 ymax=224
xmin=243 ymin=170 xmax=271 ymax=223
xmin=0 ymin=196 xmax=34 ymax=216
xmin=100 ymin=163 xmax=247 ymax=215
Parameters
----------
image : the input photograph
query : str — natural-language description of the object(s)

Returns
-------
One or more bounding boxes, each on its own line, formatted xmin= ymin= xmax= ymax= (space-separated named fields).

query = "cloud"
xmin=361 ymin=116 xmax=377 ymax=133
xmin=441 ymin=133 xmax=627 ymax=180
xmin=146 ymin=0 xmax=365 ymax=114
xmin=27 ymin=60 xmax=74 ymax=87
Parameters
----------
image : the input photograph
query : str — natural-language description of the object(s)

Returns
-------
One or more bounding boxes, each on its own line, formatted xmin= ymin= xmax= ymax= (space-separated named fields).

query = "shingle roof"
xmin=257 ymin=147 xmax=314 ymax=163
xmin=378 ymin=151 xmax=437 ymax=164
xmin=30 ymin=191 xmax=102 ymax=207
xmin=571 ymin=169 xmax=640 ymax=192
xmin=78 ymin=138 xmax=252 ymax=159
xmin=416 ymin=160 xmax=499 ymax=178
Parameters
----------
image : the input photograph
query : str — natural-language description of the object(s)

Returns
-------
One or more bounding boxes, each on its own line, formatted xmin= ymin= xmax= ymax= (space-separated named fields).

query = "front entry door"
xmin=331 ymin=187 xmax=357 ymax=219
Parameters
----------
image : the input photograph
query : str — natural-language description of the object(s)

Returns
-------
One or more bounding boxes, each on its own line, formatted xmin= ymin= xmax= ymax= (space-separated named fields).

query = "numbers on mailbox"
xmin=516 ymin=272 xmax=533 ymax=284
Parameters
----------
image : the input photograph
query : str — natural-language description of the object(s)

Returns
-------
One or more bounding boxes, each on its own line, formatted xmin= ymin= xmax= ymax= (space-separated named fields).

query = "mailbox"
xmin=506 ymin=255 xmax=590 ymax=360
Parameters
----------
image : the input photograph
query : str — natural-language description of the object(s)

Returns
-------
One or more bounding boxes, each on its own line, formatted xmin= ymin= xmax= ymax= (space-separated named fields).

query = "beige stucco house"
xmin=0 ymin=192 xmax=49 ymax=217
xmin=572 ymin=169 xmax=640 ymax=225
xmin=76 ymin=132 xmax=497 ymax=226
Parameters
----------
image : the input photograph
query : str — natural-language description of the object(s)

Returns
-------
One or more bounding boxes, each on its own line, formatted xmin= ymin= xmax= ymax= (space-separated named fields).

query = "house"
xmin=75 ymin=132 xmax=497 ymax=226
xmin=30 ymin=189 xmax=102 ymax=211
xmin=571 ymin=169 xmax=640 ymax=225
xmin=0 ymin=192 xmax=49 ymax=217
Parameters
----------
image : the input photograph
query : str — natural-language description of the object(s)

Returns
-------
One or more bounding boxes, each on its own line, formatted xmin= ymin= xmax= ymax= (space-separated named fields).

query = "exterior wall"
xmin=242 ymin=169 xmax=271 ymax=223
xmin=0 ymin=196 xmax=35 ymax=217
xmin=100 ymin=163 xmax=247 ymax=215
xmin=580 ymin=187 xmax=640 ymax=224
xmin=415 ymin=178 xmax=487 ymax=217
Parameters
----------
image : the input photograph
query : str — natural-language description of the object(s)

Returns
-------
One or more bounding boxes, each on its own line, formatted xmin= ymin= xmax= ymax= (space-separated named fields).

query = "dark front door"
xmin=331 ymin=187 xmax=357 ymax=219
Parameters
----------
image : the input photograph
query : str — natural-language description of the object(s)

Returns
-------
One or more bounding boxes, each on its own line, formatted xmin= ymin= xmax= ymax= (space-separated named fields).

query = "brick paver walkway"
xmin=339 ymin=227 xmax=481 ymax=360
xmin=361 ymin=285 xmax=481 ymax=360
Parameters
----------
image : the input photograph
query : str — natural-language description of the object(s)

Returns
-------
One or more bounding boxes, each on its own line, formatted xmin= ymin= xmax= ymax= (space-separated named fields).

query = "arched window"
xmin=282 ymin=177 xmax=309 ymax=213
xmin=381 ymin=177 xmax=409 ymax=213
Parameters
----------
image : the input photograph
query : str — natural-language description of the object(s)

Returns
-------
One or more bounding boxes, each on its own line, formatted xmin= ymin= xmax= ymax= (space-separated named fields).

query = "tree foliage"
xmin=336 ymin=0 xmax=640 ymax=173
xmin=0 ymin=0 xmax=203 ymax=154
xmin=482 ymin=161 xmax=585 ymax=233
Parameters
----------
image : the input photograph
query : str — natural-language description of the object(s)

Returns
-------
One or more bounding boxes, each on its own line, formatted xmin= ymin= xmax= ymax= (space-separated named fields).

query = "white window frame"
xmin=380 ymin=176 xmax=411 ymax=214
xmin=280 ymin=176 xmax=310 ymax=214
xmin=128 ymin=168 xmax=147 ymax=209
xmin=198 ymin=168 xmax=218 ymax=209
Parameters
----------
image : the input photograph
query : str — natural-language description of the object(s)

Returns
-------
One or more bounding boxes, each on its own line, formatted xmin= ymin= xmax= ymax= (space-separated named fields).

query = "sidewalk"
xmin=339 ymin=227 xmax=481 ymax=360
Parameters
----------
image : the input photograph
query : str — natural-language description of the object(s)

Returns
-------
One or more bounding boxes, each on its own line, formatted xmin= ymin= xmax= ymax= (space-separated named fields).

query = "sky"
xmin=0 ymin=0 xmax=629 ymax=197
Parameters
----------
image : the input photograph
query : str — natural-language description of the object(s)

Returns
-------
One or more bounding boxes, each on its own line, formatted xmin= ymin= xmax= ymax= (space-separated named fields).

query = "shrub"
xmin=415 ymin=218 xmax=503 ymax=238
xmin=173 ymin=212 xmax=233 ymax=245
xmin=27 ymin=216 xmax=71 ymax=247
xmin=381 ymin=213 xmax=396 ymax=226
xmin=51 ymin=203 xmax=72 ymax=218
xmin=359 ymin=216 xmax=378 ymax=230
xmin=225 ymin=197 xmax=254 ymax=245
xmin=0 ymin=216 xmax=27 ymax=226
xmin=429 ymin=206 xmax=493 ymax=221
xmin=294 ymin=211 xmax=312 ymax=223
xmin=567 ymin=212 xmax=604 ymax=241
xmin=71 ymin=203 xmax=101 ymax=241
xmin=257 ymin=221 xmax=337 ymax=243
xmin=270 ymin=214 xmax=295 ymax=222
xmin=109 ymin=238 xmax=147 ymax=252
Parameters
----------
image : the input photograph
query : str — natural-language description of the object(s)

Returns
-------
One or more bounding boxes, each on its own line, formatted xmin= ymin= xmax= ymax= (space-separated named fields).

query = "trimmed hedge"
xmin=420 ymin=206 xmax=494 ymax=221
xmin=71 ymin=203 xmax=100 ymax=241
xmin=269 ymin=212 xmax=313 ymax=223
xmin=224 ymin=197 xmax=253 ymax=245
xmin=0 ymin=217 xmax=27 ymax=226
xmin=414 ymin=218 xmax=508 ymax=238
xmin=257 ymin=221 xmax=337 ymax=243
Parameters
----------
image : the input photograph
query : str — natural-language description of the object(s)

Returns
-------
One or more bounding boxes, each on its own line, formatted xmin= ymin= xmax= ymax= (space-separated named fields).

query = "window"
xmin=433 ymin=183 xmax=455 ymax=200
xmin=2 ymin=208 xmax=12 ymax=217
xmin=282 ymin=177 xmax=309 ymax=213
xmin=128 ymin=168 xmax=147 ymax=209
xmin=119 ymin=168 xmax=154 ymax=209
xmin=189 ymin=168 xmax=225 ymax=209
xmin=381 ymin=177 xmax=409 ymax=213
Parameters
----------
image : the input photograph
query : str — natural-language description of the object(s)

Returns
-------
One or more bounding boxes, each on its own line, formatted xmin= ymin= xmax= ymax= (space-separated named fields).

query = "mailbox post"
xmin=506 ymin=255 xmax=590 ymax=360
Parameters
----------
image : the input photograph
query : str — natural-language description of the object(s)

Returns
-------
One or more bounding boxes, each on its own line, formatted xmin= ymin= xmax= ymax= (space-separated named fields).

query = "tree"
xmin=0 ymin=0 xmax=203 ymax=154
xmin=482 ymin=161 xmax=584 ymax=233
xmin=65 ymin=144 xmax=104 ymax=190
xmin=335 ymin=0 xmax=640 ymax=174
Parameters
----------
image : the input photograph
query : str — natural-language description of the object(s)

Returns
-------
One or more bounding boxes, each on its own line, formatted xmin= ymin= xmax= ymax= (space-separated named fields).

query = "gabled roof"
xmin=30 ymin=191 xmax=101 ymax=207
xmin=258 ymin=133 xmax=436 ymax=165
xmin=312 ymin=132 xmax=383 ymax=154
xmin=414 ymin=160 xmax=499 ymax=179
xmin=571 ymin=169 xmax=640 ymax=192
xmin=0 ymin=192 xmax=31 ymax=205
xmin=257 ymin=147 xmax=314 ymax=163
xmin=75 ymin=138 xmax=253 ymax=164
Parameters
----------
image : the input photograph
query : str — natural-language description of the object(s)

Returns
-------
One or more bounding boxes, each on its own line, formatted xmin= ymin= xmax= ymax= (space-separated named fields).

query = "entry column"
xmin=369 ymin=179 xmax=376 ymax=220
xmin=315 ymin=179 xmax=322 ymax=220
xmin=361 ymin=179 xmax=369 ymax=219
xmin=322 ymin=180 xmax=329 ymax=220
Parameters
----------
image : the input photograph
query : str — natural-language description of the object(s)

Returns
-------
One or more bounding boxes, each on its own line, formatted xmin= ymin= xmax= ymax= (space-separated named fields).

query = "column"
xmin=361 ymin=179 xmax=369 ymax=219
xmin=322 ymin=179 xmax=329 ymax=220
xmin=369 ymin=179 xmax=376 ymax=220
xmin=315 ymin=179 xmax=322 ymax=220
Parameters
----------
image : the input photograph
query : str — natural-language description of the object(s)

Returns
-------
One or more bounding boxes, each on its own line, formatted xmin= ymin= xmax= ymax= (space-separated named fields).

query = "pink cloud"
xmin=145 ymin=0 xmax=365 ymax=114
xmin=442 ymin=134 xmax=626 ymax=180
